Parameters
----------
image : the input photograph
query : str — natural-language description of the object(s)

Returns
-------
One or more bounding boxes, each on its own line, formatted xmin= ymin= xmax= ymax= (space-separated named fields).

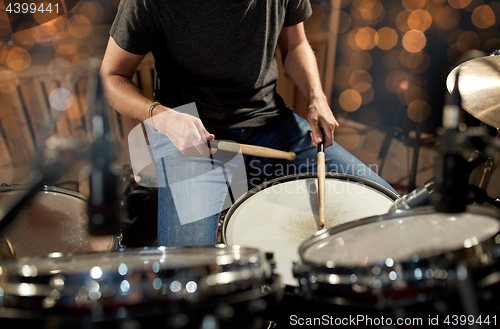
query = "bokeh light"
xmin=68 ymin=15 xmax=92 ymax=39
xmin=66 ymin=95 xmax=88 ymax=119
xmin=402 ymin=0 xmax=426 ymax=11
xmin=79 ymin=1 xmax=104 ymax=24
xmin=349 ymin=51 xmax=373 ymax=70
xmin=402 ymin=29 xmax=427 ymax=53
xmin=0 ymin=70 xmax=19 ymax=93
xmin=385 ymin=71 xmax=409 ymax=93
xmin=405 ymin=86 xmax=429 ymax=105
xmin=49 ymin=88 xmax=74 ymax=111
xmin=407 ymin=100 xmax=431 ymax=122
xmin=407 ymin=10 xmax=432 ymax=31
xmin=7 ymin=47 xmax=31 ymax=71
xmin=435 ymin=7 xmax=460 ymax=30
xmin=339 ymin=89 xmax=362 ymax=112
xmin=336 ymin=127 xmax=360 ymax=150
xmin=396 ymin=10 xmax=411 ymax=32
xmin=355 ymin=27 xmax=377 ymax=50
xmin=349 ymin=70 xmax=372 ymax=88
xmin=375 ymin=27 xmax=398 ymax=50
xmin=456 ymin=31 xmax=481 ymax=52
xmin=471 ymin=5 xmax=495 ymax=29
xmin=448 ymin=0 xmax=472 ymax=9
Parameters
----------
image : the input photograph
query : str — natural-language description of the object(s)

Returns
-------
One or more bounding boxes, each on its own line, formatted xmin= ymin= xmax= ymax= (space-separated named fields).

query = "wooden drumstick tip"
xmin=317 ymin=147 xmax=326 ymax=228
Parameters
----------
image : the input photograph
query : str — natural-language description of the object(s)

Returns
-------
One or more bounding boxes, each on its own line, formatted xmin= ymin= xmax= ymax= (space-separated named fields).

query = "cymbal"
xmin=447 ymin=55 xmax=500 ymax=129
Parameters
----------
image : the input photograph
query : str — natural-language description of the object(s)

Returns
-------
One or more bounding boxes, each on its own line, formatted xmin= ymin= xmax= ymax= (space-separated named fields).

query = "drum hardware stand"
xmin=456 ymin=264 xmax=481 ymax=329
xmin=475 ymin=128 xmax=499 ymax=193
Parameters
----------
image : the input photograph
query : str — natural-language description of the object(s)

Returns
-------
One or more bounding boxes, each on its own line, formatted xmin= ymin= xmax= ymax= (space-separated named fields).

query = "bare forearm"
xmin=282 ymin=41 xmax=327 ymax=102
xmin=101 ymin=74 xmax=167 ymax=122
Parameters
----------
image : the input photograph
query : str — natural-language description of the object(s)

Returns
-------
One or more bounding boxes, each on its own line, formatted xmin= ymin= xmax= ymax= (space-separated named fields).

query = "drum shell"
xmin=0 ymin=246 xmax=282 ymax=328
xmin=294 ymin=206 xmax=500 ymax=308
xmin=0 ymin=185 xmax=113 ymax=257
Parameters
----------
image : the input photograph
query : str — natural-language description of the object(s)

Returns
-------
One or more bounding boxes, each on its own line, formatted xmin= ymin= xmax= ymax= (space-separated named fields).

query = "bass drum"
xmin=0 ymin=185 xmax=113 ymax=257
xmin=0 ymin=246 xmax=281 ymax=328
xmin=222 ymin=173 xmax=398 ymax=286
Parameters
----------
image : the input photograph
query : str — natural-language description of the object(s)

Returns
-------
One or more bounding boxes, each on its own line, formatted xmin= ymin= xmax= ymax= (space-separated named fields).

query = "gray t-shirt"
xmin=110 ymin=0 xmax=312 ymax=132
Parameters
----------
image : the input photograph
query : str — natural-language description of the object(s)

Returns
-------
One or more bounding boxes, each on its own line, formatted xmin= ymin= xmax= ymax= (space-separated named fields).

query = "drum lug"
xmin=265 ymin=252 xmax=276 ymax=273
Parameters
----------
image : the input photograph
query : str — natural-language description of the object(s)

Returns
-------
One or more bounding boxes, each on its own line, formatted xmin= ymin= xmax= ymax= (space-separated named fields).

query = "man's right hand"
xmin=154 ymin=108 xmax=215 ymax=157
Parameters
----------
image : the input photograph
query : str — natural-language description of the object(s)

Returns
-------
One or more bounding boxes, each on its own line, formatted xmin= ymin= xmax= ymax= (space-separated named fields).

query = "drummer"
xmin=100 ymin=0 xmax=397 ymax=247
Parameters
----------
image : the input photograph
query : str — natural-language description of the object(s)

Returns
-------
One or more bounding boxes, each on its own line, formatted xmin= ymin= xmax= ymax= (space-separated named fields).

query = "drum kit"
xmin=0 ymin=56 xmax=500 ymax=328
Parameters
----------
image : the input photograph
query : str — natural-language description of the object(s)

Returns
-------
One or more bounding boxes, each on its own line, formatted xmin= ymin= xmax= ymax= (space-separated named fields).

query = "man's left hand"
xmin=307 ymin=95 xmax=339 ymax=148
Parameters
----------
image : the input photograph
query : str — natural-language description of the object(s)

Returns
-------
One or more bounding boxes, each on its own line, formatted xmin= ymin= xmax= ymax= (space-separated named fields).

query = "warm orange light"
xmin=407 ymin=10 xmax=432 ymax=31
xmin=471 ymin=5 xmax=495 ymax=29
xmin=385 ymin=71 xmax=409 ymax=93
xmin=400 ymin=51 xmax=424 ymax=69
xmin=349 ymin=51 xmax=373 ymax=70
xmin=360 ymin=85 xmax=375 ymax=104
xmin=435 ymin=7 xmax=460 ymax=30
xmin=7 ymin=47 xmax=31 ymax=71
xmin=396 ymin=10 xmax=411 ymax=32
xmin=347 ymin=29 xmax=361 ymax=50
xmin=66 ymin=96 xmax=88 ymax=119
xmin=355 ymin=27 xmax=377 ymax=50
xmin=339 ymin=89 xmax=362 ymax=112
xmin=338 ymin=11 xmax=352 ymax=34
xmin=353 ymin=81 xmax=371 ymax=93
xmin=68 ymin=15 xmax=92 ymax=39
xmin=0 ymin=70 xmax=19 ymax=93
xmin=79 ymin=1 xmax=104 ymax=24
xmin=402 ymin=0 xmax=426 ymax=11
xmin=375 ymin=27 xmax=398 ymax=50
xmin=336 ymin=127 xmax=360 ymax=150
xmin=405 ymin=86 xmax=429 ymax=105
xmin=53 ymin=32 xmax=78 ymax=55
xmin=13 ymin=29 xmax=36 ymax=49
xmin=349 ymin=70 xmax=372 ymax=88
xmin=407 ymin=100 xmax=431 ymax=122
xmin=447 ymin=0 xmax=472 ymax=9
xmin=456 ymin=31 xmax=481 ymax=53
xmin=402 ymin=30 xmax=427 ymax=53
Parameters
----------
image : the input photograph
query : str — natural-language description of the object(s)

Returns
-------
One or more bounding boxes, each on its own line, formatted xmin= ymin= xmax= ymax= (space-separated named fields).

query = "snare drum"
xmin=0 ymin=185 xmax=113 ymax=257
xmin=294 ymin=206 xmax=500 ymax=316
xmin=0 ymin=246 xmax=281 ymax=328
xmin=223 ymin=173 xmax=398 ymax=286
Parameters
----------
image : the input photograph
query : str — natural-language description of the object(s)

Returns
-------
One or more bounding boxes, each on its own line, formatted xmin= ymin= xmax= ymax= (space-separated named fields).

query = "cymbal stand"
xmin=476 ymin=126 xmax=499 ymax=192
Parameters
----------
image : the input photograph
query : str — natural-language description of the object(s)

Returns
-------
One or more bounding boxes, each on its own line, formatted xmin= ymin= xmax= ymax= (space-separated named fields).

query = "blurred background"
xmin=0 ymin=0 xmax=499 ymax=196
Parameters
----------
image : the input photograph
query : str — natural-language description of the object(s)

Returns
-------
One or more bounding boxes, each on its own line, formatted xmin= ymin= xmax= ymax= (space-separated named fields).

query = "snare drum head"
xmin=302 ymin=211 xmax=500 ymax=267
xmin=224 ymin=175 xmax=396 ymax=286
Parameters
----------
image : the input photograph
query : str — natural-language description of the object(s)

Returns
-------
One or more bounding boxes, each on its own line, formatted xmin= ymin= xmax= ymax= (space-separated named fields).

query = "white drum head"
xmin=224 ymin=176 xmax=396 ymax=286
xmin=302 ymin=212 xmax=500 ymax=267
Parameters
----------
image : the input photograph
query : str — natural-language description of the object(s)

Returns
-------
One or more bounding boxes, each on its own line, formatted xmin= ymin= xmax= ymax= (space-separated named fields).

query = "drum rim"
xmin=221 ymin=173 xmax=399 ymax=244
xmin=294 ymin=205 xmax=500 ymax=304
xmin=0 ymin=184 xmax=86 ymax=201
xmin=5 ymin=244 xmax=264 ymax=265
xmin=0 ymin=246 xmax=282 ymax=317
xmin=297 ymin=204 xmax=500 ymax=263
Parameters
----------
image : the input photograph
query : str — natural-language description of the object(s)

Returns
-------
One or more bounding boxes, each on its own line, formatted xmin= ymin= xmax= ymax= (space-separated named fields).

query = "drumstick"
xmin=210 ymin=140 xmax=296 ymax=160
xmin=317 ymin=140 xmax=326 ymax=228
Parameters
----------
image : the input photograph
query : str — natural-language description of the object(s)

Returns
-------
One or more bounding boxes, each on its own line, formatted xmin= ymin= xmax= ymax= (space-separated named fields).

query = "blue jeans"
xmin=153 ymin=113 xmax=396 ymax=247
